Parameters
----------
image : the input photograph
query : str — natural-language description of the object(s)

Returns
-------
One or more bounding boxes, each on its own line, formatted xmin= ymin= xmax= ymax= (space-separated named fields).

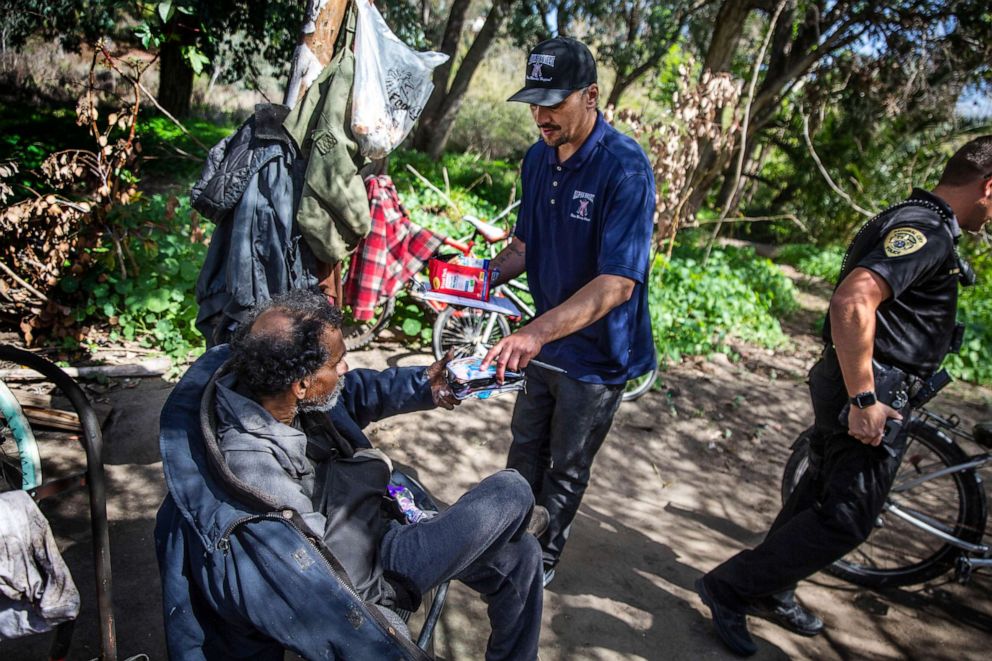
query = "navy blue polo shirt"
xmin=514 ymin=112 xmax=656 ymax=384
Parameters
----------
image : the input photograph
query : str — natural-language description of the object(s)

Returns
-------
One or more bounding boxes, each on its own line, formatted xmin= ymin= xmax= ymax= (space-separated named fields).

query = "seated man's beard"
xmin=299 ymin=379 xmax=344 ymax=412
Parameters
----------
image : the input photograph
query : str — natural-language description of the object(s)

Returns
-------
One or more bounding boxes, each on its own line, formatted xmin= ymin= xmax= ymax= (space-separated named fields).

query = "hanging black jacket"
xmin=192 ymin=104 xmax=318 ymax=345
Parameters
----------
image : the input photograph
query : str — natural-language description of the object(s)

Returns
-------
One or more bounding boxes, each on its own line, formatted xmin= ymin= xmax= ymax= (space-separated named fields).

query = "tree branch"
xmin=801 ymin=113 xmax=874 ymax=217
xmin=704 ymin=0 xmax=788 ymax=262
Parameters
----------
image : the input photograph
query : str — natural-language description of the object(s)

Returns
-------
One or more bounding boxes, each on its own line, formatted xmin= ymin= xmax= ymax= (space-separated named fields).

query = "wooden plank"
xmin=0 ymin=357 xmax=171 ymax=380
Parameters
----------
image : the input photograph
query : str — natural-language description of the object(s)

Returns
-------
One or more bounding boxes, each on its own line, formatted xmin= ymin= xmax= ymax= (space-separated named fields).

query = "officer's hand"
xmin=848 ymin=403 xmax=902 ymax=446
xmin=426 ymin=350 xmax=459 ymax=410
xmin=480 ymin=328 xmax=544 ymax=382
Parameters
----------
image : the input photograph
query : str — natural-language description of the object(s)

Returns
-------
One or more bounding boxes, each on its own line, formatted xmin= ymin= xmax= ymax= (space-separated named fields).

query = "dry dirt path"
xmin=2 ymin=272 xmax=990 ymax=660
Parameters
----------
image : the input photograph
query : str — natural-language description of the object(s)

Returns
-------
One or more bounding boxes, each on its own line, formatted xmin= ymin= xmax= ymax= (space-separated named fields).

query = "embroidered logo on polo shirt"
xmin=571 ymin=190 xmax=595 ymax=221
xmin=527 ymin=54 xmax=555 ymax=82
xmin=884 ymin=227 xmax=927 ymax=257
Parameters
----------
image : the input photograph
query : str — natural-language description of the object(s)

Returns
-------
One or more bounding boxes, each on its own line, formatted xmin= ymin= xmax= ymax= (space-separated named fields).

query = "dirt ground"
xmin=2 ymin=272 xmax=991 ymax=660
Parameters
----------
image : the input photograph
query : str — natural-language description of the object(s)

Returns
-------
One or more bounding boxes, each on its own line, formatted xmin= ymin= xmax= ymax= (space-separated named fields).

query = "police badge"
xmin=883 ymin=227 xmax=927 ymax=257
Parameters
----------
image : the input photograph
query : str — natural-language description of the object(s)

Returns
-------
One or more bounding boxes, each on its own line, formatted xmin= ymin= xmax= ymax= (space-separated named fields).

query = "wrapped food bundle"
xmin=445 ymin=357 xmax=526 ymax=400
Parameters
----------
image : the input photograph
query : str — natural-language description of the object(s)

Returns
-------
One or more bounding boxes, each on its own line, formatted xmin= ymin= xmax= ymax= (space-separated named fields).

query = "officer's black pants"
xmin=704 ymin=353 xmax=909 ymax=612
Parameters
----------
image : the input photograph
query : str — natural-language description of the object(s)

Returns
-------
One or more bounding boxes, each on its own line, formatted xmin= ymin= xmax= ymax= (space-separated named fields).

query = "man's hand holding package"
xmin=481 ymin=326 xmax=546 ymax=382
xmin=426 ymin=350 xmax=460 ymax=410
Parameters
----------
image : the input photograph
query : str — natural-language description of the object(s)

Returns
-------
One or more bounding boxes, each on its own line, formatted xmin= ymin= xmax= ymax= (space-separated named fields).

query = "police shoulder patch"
xmin=883 ymin=227 xmax=927 ymax=257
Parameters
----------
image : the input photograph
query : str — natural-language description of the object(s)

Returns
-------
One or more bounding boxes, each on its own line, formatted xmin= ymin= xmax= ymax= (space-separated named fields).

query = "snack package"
xmin=444 ymin=357 xmax=526 ymax=400
xmin=428 ymin=257 xmax=491 ymax=301
xmin=387 ymin=484 xmax=437 ymax=523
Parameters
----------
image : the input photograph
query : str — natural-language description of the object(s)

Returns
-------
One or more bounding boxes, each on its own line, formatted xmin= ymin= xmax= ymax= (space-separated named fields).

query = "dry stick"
xmin=704 ymin=0 xmax=789 ymax=263
xmin=696 ymin=213 xmax=807 ymax=232
xmin=0 ymin=259 xmax=49 ymax=303
xmin=801 ymin=113 xmax=875 ymax=217
xmin=98 ymin=47 xmax=209 ymax=154
xmin=405 ymin=164 xmax=462 ymax=215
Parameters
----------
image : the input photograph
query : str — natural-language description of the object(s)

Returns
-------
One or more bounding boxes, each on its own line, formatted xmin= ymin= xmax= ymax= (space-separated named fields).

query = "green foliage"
xmin=942 ymin=245 xmax=992 ymax=384
xmin=649 ymin=240 xmax=797 ymax=364
xmin=448 ymin=99 xmax=534 ymax=160
xmin=388 ymin=149 xmax=520 ymax=241
xmin=61 ymin=193 xmax=210 ymax=364
xmin=389 ymin=293 xmax=433 ymax=346
xmin=137 ymin=114 xmax=234 ymax=182
xmin=774 ymin=243 xmax=845 ymax=282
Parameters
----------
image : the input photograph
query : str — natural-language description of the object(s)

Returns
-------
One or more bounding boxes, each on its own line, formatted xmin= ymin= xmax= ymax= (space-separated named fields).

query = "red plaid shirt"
xmin=343 ymin=175 xmax=441 ymax=320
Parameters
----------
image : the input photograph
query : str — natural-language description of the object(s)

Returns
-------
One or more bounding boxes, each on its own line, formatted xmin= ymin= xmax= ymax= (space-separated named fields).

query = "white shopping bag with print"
xmin=351 ymin=0 xmax=449 ymax=159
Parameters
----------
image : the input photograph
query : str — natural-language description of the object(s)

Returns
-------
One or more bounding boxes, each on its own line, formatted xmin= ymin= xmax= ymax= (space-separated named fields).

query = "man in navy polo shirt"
xmin=481 ymin=37 xmax=656 ymax=586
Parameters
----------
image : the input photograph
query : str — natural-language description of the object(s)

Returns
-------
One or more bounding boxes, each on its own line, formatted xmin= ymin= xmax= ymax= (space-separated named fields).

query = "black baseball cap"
xmin=507 ymin=37 xmax=597 ymax=107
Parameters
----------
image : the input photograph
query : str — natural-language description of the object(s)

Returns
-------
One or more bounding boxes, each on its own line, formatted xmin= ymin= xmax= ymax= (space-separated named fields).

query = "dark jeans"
xmin=507 ymin=364 xmax=624 ymax=567
xmin=378 ymin=470 xmax=544 ymax=661
xmin=705 ymin=353 xmax=910 ymax=612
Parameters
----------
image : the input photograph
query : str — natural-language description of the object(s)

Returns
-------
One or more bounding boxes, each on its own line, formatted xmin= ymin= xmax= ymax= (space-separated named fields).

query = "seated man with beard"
xmin=204 ymin=288 xmax=545 ymax=660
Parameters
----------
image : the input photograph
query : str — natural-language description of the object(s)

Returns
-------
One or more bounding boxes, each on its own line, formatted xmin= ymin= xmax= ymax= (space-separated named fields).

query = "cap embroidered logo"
xmin=527 ymin=53 xmax=556 ymax=82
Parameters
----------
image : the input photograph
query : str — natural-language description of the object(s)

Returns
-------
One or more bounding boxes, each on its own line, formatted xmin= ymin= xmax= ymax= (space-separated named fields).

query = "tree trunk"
xmin=157 ymin=39 xmax=194 ymax=118
xmin=412 ymin=0 xmax=473 ymax=153
xmin=414 ymin=0 xmax=511 ymax=159
xmin=703 ymin=0 xmax=756 ymax=73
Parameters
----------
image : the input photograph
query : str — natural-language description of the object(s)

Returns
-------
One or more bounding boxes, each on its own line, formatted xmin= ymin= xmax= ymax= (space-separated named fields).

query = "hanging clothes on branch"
xmin=344 ymin=176 xmax=441 ymax=320
xmin=192 ymin=104 xmax=318 ymax=347
xmin=283 ymin=6 xmax=372 ymax=266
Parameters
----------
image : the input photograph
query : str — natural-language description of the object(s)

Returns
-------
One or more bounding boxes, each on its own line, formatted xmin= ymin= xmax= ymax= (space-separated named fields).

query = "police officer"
xmin=695 ymin=136 xmax=992 ymax=656
xmin=480 ymin=37 xmax=656 ymax=587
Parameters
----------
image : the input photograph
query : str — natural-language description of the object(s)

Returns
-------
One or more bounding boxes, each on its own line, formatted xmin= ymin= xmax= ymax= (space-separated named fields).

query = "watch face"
xmin=853 ymin=392 xmax=877 ymax=408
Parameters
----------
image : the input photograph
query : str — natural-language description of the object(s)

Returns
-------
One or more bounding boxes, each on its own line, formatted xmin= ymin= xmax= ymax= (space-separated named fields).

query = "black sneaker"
xmin=526 ymin=505 xmax=550 ymax=538
xmin=695 ymin=577 xmax=758 ymax=657
xmin=746 ymin=595 xmax=824 ymax=636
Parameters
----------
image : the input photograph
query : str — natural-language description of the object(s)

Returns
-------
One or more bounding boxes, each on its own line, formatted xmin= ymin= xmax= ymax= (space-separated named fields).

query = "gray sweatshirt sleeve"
xmin=222 ymin=449 xmax=327 ymax=537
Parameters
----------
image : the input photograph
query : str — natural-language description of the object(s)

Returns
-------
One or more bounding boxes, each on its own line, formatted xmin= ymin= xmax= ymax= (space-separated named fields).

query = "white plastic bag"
xmin=352 ymin=0 xmax=449 ymax=159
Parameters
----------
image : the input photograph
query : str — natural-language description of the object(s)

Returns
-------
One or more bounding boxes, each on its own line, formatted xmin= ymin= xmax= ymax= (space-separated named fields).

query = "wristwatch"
xmin=850 ymin=391 xmax=877 ymax=409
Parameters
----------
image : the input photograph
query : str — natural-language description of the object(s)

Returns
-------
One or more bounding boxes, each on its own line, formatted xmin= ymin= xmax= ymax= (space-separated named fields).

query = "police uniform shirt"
xmin=514 ymin=112 xmax=656 ymax=385
xmin=824 ymin=189 xmax=962 ymax=378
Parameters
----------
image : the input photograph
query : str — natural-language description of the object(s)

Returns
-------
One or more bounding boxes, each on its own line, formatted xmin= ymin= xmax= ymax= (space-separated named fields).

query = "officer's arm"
xmin=481 ymin=274 xmax=634 ymax=380
xmin=829 ymin=267 xmax=901 ymax=445
xmin=488 ymin=238 xmax=526 ymax=287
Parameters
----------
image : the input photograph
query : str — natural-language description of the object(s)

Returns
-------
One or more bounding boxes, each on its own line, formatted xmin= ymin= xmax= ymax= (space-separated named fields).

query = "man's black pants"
xmin=507 ymin=364 xmax=624 ymax=568
xmin=704 ymin=353 xmax=910 ymax=611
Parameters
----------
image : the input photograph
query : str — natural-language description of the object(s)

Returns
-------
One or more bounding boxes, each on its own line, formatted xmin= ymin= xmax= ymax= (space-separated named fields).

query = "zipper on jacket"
xmin=217 ymin=511 xmax=294 ymax=552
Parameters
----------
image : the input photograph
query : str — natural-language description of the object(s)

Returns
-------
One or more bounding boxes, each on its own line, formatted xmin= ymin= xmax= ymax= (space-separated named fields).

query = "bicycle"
xmin=780 ymin=371 xmax=991 ymax=589
xmin=427 ymin=213 xmax=658 ymax=402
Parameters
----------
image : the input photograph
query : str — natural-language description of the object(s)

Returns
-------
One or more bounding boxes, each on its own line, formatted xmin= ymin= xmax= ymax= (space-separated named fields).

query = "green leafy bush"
xmin=649 ymin=242 xmax=798 ymax=364
xmin=775 ymin=243 xmax=845 ymax=282
xmin=60 ymin=193 xmax=211 ymax=365
xmin=942 ymin=245 xmax=992 ymax=384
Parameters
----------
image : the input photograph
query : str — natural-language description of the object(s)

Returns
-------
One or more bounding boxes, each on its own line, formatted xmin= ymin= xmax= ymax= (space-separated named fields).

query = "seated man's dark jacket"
xmin=155 ymin=346 xmax=434 ymax=660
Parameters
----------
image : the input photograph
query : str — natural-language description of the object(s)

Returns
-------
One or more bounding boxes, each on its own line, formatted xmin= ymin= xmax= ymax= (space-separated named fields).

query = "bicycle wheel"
xmin=623 ymin=349 xmax=659 ymax=402
xmin=781 ymin=421 xmax=988 ymax=588
xmin=432 ymin=307 xmax=511 ymax=360
xmin=342 ymin=296 xmax=396 ymax=351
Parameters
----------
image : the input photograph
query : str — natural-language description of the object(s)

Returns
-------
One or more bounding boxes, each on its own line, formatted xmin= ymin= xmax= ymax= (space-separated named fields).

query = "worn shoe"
xmin=695 ymin=577 xmax=758 ymax=657
xmin=526 ymin=505 xmax=550 ymax=538
xmin=747 ymin=596 xmax=824 ymax=636
xmin=542 ymin=563 xmax=556 ymax=588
